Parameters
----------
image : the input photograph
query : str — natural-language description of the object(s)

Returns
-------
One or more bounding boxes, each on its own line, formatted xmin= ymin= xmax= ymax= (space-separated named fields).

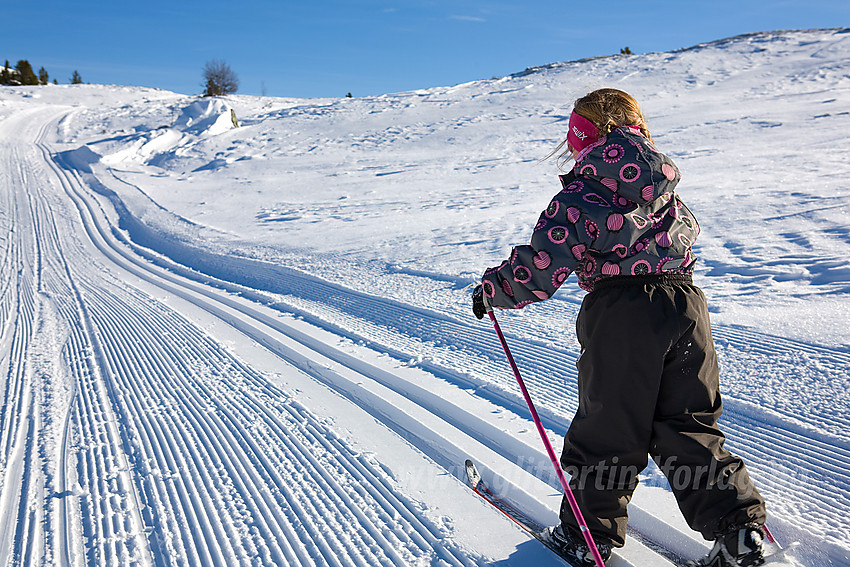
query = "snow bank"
xmin=100 ymin=97 xmax=237 ymax=166
xmin=172 ymin=98 xmax=237 ymax=136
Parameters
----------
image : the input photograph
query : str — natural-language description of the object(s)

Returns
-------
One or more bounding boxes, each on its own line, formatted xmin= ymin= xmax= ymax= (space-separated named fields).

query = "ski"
xmin=762 ymin=542 xmax=801 ymax=565
xmin=464 ymin=459 xmax=586 ymax=565
xmin=465 ymin=459 xmax=699 ymax=567
xmin=685 ymin=542 xmax=801 ymax=567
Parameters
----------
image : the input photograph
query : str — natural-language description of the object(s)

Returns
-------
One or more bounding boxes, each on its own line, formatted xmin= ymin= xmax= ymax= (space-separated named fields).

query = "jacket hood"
xmin=574 ymin=126 xmax=680 ymax=205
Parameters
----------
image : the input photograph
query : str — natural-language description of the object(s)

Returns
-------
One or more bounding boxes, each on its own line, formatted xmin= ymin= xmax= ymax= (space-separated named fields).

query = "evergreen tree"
xmin=0 ymin=60 xmax=10 ymax=85
xmin=15 ymin=60 xmax=39 ymax=85
xmin=38 ymin=67 xmax=49 ymax=85
xmin=71 ymin=70 xmax=83 ymax=84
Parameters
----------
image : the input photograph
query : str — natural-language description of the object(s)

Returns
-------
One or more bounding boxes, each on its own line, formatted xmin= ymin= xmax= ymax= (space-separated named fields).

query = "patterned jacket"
xmin=482 ymin=126 xmax=699 ymax=309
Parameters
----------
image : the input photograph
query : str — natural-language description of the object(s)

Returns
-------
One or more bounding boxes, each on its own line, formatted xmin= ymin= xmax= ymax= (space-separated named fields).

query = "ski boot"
xmin=550 ymin=523 xmax=612 ymax=566
xmin=689 ymin=524 xmax=766 ymax=567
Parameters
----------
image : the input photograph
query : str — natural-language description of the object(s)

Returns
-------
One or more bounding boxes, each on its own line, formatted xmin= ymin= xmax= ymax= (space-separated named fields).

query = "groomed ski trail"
xmin=0 ymin=107 xmax=497 ymax=566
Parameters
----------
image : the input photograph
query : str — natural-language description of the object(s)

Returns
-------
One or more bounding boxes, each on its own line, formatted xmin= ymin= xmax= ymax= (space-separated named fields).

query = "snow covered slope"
xmin=1 ymin=28 xmax=848 ymax=566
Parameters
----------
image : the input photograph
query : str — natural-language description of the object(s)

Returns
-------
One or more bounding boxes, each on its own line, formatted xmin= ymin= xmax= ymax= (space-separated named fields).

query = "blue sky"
xmin=2 ymin=1 xmax=848 ymax=99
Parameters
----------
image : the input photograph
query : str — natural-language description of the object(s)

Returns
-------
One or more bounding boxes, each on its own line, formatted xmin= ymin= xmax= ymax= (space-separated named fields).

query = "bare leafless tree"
xmin=202 ymin=59 xmax=239 ymax=97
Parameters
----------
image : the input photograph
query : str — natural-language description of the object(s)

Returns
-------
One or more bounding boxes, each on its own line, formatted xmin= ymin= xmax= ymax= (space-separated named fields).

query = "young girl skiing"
xmin=472 ymin=88 xmax=767 ymax=567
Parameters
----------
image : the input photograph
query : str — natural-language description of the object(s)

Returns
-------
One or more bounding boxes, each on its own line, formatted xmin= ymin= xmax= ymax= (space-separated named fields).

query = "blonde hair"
xmin=548 ymin=88 xmax=652 ymax=168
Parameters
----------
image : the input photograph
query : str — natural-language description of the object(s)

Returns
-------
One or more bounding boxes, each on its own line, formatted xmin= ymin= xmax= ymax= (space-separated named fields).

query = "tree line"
xmin=3 ymin=57 xmax=243 ymax=96
xmin=1 ymin=59 xmax=83 ymax=86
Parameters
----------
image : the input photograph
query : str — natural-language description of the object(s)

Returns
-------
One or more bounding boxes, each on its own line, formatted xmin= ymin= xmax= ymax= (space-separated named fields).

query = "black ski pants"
xmin=559 ymin=274 xmax=766 ymax=548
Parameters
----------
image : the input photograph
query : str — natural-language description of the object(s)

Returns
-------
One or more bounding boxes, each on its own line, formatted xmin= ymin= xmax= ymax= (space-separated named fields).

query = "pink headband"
xmin=567 ymin=111 xmax=600 ymax=154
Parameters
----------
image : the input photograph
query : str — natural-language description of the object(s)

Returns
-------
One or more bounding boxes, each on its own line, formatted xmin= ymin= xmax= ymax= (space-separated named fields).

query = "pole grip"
xmin=482 ymin=291 xmax=493 ymax=313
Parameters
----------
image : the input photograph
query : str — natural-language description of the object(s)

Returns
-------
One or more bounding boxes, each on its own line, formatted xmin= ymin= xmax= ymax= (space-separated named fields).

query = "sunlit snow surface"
xmin=1 ymin=28 xmax=848 ymax=566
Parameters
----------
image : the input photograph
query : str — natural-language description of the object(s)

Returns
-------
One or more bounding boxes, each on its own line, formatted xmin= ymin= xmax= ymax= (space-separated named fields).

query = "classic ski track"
xmin=35 ymin=176 xmax=78 ymax=567
xmin=51 ymin=151 xmax=479 ymax=567
xmin=49 ymin=139 xmax=494 ymax=564
xmin=28 ymin=125 xmax=101 ymax=567
xmin=6 ymin=111 xmax=153 ymax=567
xmin=0 ymin=138 xmax=45 ymax=566
xmin=2 ymin=107 xmax=487 ymax=566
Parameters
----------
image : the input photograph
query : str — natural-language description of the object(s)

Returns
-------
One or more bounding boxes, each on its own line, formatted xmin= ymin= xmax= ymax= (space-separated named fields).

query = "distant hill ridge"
xmin=511 ymin=27 xmax=850 ymax=79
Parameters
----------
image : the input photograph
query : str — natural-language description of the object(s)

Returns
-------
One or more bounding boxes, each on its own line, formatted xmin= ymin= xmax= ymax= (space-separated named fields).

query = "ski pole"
xmin=486 ymin=304 xmax=606 ymax=567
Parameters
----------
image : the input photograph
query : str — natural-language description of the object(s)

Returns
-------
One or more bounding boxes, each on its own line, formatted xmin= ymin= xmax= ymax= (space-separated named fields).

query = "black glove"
xmin=472 ymin=285 xmax=487 ymax=320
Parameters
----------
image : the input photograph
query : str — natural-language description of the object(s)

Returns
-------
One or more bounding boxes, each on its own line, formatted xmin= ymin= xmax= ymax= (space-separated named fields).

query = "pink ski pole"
xmin=487 ymin=306 xmax=606 ymax=567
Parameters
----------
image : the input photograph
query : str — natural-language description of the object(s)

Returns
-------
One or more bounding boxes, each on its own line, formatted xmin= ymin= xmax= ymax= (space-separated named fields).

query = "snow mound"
xmin=58 ymin=145 xmax=101 ymax=173
xmin=172 ymin=98 xmax=236 ymax=136
xmin=100 ymin=98 xmax=236 ymax=166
